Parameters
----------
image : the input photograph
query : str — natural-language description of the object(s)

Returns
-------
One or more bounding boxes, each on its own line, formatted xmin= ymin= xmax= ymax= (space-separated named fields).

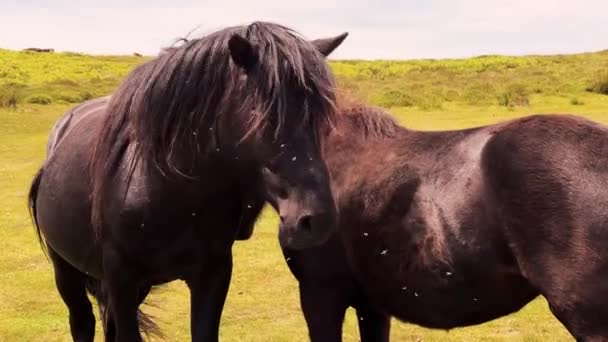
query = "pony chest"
xmin=110 ymin=200 xmax=240 ymax=281
xmin=122 ymin=212 xmax=238 ymax=248
xmin=128 ymin=222 xmax=231 ymax=282
xmin=118 ymin=183 xmax=243 ymax=243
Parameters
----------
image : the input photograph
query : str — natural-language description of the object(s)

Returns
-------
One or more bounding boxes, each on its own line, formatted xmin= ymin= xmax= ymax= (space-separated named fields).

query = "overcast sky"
xmin=1 ymin=0 xmax=607 ymax=60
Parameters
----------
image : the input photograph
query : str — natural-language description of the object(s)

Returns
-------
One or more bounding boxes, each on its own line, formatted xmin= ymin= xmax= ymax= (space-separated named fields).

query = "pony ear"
xmin=311 ymin=32 xmax=349 ymax=57
xmin=228 ymin=34 xmax=258 ymax=72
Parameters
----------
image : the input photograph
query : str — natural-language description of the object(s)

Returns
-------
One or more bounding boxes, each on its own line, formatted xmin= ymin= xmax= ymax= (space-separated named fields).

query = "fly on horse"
xmin=28 ymin=21 xmax=348 ymax=341
xmin=281 ymin=104 xmax=608 ymax=342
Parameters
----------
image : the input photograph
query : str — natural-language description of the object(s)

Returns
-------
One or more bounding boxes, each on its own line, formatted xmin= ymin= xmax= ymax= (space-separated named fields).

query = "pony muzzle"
xmin=278 ymin=209 xmax=336 ymax=250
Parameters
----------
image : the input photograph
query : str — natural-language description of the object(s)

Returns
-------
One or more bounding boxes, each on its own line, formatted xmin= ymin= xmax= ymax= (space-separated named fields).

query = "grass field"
xmin=1 ymin=47 xmax=608 ymax=341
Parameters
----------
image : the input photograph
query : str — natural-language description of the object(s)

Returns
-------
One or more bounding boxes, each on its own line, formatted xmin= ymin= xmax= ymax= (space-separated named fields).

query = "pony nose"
xmin=278 ymin=210 xmax=336 ymax=250
xmin=296 ymin=214 xmax=313 ymax=232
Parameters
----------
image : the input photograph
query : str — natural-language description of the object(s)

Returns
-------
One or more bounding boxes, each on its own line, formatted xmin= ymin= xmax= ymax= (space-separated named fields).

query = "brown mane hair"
xmin=334 ymin=92 xmax=399 ymax=138
xmin=89 ymin=22 xmax=338 ymax=234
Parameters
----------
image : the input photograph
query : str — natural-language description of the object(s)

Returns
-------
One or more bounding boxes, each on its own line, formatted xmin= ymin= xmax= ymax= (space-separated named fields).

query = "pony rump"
xmin=89 ymin=21 xmax=338 ymax=235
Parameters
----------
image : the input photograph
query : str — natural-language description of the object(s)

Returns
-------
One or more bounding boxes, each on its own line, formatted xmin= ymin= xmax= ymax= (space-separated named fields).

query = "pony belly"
xmin=351 ymin=261 xmax=538 ymax=329
xmin=409 ymin=283 xmax=537 ymax=329
xmin=341 ymin=227 xmax=538 ymax=328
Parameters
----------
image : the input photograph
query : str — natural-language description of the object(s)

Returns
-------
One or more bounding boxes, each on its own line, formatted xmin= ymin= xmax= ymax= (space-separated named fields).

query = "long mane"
xmin=334 ymin=98 xmax=400 ymax=138
xmin=89 ymin=21 xmax=338 ymax=233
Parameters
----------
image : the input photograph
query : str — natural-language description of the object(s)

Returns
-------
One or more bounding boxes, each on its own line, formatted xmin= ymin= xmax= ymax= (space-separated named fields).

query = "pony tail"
xmin=28 ymin=167 xmax=48 ymax=257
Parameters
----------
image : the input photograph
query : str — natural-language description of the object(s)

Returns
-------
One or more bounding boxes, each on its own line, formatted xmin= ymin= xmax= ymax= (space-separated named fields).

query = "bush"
xmin=415 ymin=93 xmax=444 ymax=110
xmin=49 ymin=78 xmax=80 ymax=87
xmin=444 ymin=89 xmax=460 ymax=102
xmin=57 ymin=93 xmax=80 ymax=103
xmin=0 ymin=82 xmax=26 ymax=108
xmin=586 ymin=72 xmax=608 ymax=95
xmin=463 ymin=83 xmax=497 ymax=105
xmin=27 ymin=94 xmax=53 ymax=105
xmin=57 ymin=91 xmax=94 ymax=103
xmin=80 ymin=91 xmax=93 ymax=101
xmin=375 ymin=89 xmax=416 ymax=107
xmin=570 ymin=97 xmax=585 ymax=106
xmin=498 ymin=84 xmax=530 ymax=107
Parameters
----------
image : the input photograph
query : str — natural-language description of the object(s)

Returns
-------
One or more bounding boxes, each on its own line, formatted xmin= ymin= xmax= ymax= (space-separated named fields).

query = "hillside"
xmin=1 ymin=48 xmax=608 ymax=111
xmin=0 ymin=49 xmax=145 ymax=107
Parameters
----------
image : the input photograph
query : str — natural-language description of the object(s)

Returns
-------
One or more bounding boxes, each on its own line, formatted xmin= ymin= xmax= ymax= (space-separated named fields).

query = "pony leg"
xmin=185 ymin=247 xmax=233 ymax=342
xmin=299 ymin=284 xmax=349 ymax=342
xmin=525 ymin=246 xmax=608 ymax=340
xmin=544 ymin=292 xmax=608 ymax=342
xmin=355 ymin=300 xmax=390 ymax=342
xmin=48 ymin=247 xmax=96 ymax=342
xmin=102 ymin=286 xmax=153 ymax=342
xmin=102 ymin=245 xmax=142 ymax=342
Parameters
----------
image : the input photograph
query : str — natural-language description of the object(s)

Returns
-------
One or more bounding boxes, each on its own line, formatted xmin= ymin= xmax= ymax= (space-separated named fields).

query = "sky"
xmin=1 ymin=0 xmax=607 ymax=60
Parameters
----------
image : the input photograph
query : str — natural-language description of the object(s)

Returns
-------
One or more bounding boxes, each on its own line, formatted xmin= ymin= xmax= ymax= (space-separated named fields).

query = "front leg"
xmin=102 ymin=244 xmax=143 ymax=342
xmin=300 ymin=283 xmax=350 ymax=342
xmin=355 ymin=301 xmax=391 ymax=342
xmin=185 ymin=244 xmax=233 ymax=342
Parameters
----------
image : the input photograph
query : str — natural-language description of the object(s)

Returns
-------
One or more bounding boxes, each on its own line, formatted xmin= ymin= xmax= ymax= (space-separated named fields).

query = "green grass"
xmin=0 ymin=49 xmax=146 ymax=108
xmin=1 ymin=48 xmax=608 ymax=341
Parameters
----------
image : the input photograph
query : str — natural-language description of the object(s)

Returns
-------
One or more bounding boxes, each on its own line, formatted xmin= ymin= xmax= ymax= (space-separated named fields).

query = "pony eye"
xmin=278 ymin=188 xmax=288 ymax=199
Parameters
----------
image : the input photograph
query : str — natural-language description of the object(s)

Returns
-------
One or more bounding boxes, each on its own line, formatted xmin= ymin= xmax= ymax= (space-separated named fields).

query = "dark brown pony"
xmin=28 ymin=22 xmax=348 ymax=341
xmin=281 ymin=104 xmax=608 ymax=341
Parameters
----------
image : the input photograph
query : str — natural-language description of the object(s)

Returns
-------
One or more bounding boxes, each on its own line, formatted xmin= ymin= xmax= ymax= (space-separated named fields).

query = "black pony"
xmin=282 ymin=105 xmax=608 ymax=341
xmin=28 ymin=21 xmax=348 ymax=341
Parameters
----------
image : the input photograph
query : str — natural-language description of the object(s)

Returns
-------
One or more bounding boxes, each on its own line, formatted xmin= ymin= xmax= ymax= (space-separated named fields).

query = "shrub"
xmin=57 ymin=93 xmax=81 ymax=103
xmin=375 ymin=89 xmax=416 ymax=107
xmin=586 ymin=72 xmax=608 ymax=95
xmin=415 ymin=93 xmax=444 ymax=110
xmin=57 ymin=91 xmax=94 ymax=103
xmin=463 ymin=83 xmax=497 ymax=105
xmin=570 ymin=97 xmax=585 ymax=106
xmin=498 ymin=84 xmax=530 ymax=107
xmin=80 ymin=91 xmax=93 ymax=101
xmin=444 ymin=89 xmax=460 ymax=102
xmin=49 ymin=78 xmax=80 ymax=87
xmin=0 ymin=82 xmax=26 ymax=108
xmin=27 ymin=94 xmax=53 ymax=105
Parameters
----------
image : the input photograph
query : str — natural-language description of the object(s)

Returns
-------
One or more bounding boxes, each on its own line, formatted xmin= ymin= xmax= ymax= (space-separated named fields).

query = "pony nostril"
xmin=298 ymin=215 xmax=313 ymax=232
xmin=280 ymin=216 xmax=286 ymax=224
